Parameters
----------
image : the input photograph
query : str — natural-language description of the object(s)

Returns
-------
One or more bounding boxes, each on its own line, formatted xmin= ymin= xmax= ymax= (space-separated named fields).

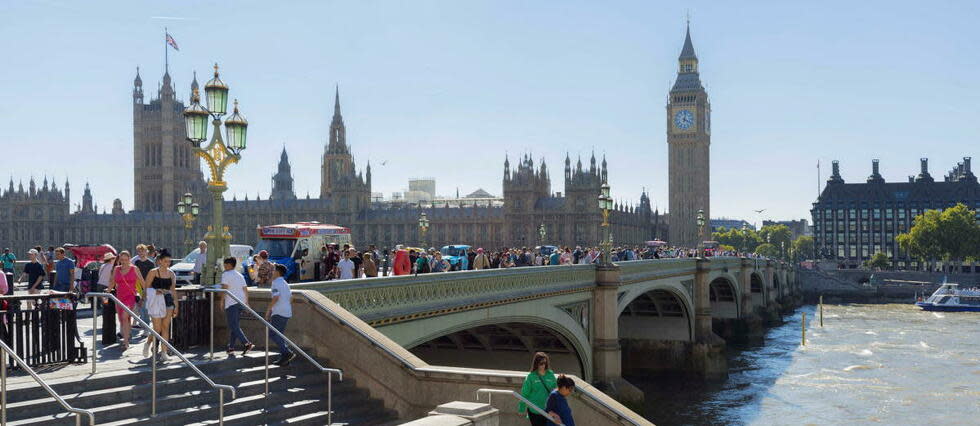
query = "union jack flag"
xmin=166 ymin=33 xmax=179 ymax=51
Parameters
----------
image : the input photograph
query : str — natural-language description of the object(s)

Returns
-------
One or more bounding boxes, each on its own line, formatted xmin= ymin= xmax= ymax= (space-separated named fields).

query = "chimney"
xmin=958 ymin=162 xmax=965 ymax=176
xmin=872 ymin=159 xmax=880 ymax=175
xmin=832 ymin=160 xmax=840 ymax=176
xmin=920 ymin=158 xmax=928 ymax=174
xmin=908 ymin=176 xmax=915 ymax=183
xmin=964 ymin=157 xmax=972 ymax=173
xmin=868 ymin=159 xmax=884 ymax=183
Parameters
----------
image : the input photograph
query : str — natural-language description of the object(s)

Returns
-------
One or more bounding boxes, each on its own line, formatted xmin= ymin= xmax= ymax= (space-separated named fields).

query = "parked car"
xmin=439 ymin=245 xmax=471 ymax=271
xmin=172 ymin=244 xmax=254 ymax=285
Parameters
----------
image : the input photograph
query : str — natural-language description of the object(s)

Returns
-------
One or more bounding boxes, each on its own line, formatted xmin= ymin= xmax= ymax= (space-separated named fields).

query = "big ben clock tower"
xmin=667 ymin=23 xmax=711 ymax=247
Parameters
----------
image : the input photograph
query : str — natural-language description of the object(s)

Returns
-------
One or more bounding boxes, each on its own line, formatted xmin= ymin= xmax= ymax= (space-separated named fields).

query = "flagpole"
xmin=165 ymin=27 xmax=169 ymax=73
xmin=817 ymin=159 xmax=821 ymax=199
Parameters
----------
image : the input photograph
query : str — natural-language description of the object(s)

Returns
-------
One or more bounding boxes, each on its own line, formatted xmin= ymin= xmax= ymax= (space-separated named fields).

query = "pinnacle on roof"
xmin=679 ymin=22 xmax=697 ymax=61
xmin=134 ymin=67 xmax=142 ymax=87
xmin=191 ymin=71 xmax=199 ymax=91
xmin=334 ymin=84 xmax=341 ymax=118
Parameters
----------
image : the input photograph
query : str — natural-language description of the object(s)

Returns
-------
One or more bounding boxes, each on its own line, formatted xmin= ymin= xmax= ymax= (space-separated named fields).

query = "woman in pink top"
xmin=108 ymin=251 xmax=143 ymax=350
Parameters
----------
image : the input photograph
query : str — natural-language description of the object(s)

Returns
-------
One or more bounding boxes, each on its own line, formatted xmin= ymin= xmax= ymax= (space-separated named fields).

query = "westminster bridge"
xmin=291 ymin=256 xmax=799 ymax=398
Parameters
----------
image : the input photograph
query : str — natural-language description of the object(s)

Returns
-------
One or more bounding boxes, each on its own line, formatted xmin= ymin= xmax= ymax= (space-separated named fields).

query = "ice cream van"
xmin=255 ymin=222 xmax=352 ymax=282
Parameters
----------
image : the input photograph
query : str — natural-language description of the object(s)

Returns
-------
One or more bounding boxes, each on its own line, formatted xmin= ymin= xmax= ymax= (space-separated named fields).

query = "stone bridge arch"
xmin=617 ymin=281 xmax=695 ymax=342
xmin=707 ymin=275 xmax=739 ymax=319
xmin=750 ymin=272 xmax=766 ymax=307
xmin=391 ymin=310 xmax=592 ymax=379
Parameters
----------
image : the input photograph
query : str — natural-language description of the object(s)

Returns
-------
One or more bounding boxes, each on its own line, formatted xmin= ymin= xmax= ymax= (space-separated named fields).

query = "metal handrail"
xmin=302 ymin=293 xmax=645 ymax=425
xmin=1 ymin=339 xmax=95 ymax=425
xmin=476 ymin=388 xmax=562 ymax=425
xmin=87 ymin=292 xmax=235 ymax=424
xmin=204 ymin=287 xmax=342 ymax=426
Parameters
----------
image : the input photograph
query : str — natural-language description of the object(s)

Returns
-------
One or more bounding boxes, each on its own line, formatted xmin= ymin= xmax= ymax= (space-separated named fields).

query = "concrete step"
xmin=6 ymin=349 xmax=398 ymax=425
xmin=4 ymin=364 xmax=334 ymax=422
xmin=4 ymin=351 xmax=287 ymax=403
xmin=8 ymin=375 xmax=374 ymax=426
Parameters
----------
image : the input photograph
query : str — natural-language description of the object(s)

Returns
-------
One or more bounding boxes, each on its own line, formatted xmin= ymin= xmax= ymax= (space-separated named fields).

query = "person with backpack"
xmin=415 ymin=251 xmax=431 ymax=274
xmin=518 ymin=352 xmax=558 ymax=426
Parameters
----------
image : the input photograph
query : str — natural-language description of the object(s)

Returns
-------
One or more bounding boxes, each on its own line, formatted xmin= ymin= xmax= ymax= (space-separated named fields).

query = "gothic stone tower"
xmin=319 ymin=87 xmax=371 ymax=212
xmin=502 ymin=154 xmax=551 ymax=246
xmin=667 ymin=24 xmax=711 ymax=247
xmin=133 ymin=68 xmax=205 ymax=212
xmin=270 ymin=147 xmax=297 ymax=200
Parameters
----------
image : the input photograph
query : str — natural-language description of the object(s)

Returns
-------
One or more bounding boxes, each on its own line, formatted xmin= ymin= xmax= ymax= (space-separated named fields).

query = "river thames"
xmin=631 ymin=303 xmax=980 ymax=425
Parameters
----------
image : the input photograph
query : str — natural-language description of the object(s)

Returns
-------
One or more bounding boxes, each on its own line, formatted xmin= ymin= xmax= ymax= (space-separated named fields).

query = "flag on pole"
xmin=166 ymin=32 xmax=180 ymax=51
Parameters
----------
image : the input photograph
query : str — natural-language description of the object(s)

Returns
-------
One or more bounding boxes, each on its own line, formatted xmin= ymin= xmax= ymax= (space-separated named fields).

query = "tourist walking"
xmin=250 ymin=250 xmax=274 ymax=286
xmin=546 ymin=375 xmax=576 ymax=426
xmin=472 ymin=248 xmax=490 ymax=270
xmin=221 ymin=256 xmax=254 ymax=355
xmin=518 ymin=352 xmax=558 ymax=426
xmin=1 ymin=247 xmax=16 ymax=274
xmin=337 ymin=251 xmax=355 ymax=280
xmin=20 ymin=249 xmax=46 ymax=300
xmin=52 ymin=247 xmax=75 ymax=292
xmin=393 ymin=246 xmax=411 ymax=276
xmin=108 ymin=251 xmax=143 ymax=350
xmin=265 ymin=264 xmax=295 ymax=366
xmin=132 ymin=244 xmax=155 ymax=327
xmin=193 ymin=241 xmax=207 ymax=284
xmin=143 ymin=250 xmax=179 ymax=359
xmin=97 ymin=252 xmax=116 ymax=291
xmin=362 ymin=252 xmax=378 ymax=277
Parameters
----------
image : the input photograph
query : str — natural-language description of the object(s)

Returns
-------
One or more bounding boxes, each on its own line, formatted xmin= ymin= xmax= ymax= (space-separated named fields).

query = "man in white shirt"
xmin=337 ymin=251 xmax=355 ymax=280
xmin=193 ymin=241 xmax=207 ymax=284
xmin=265 ymin=264 xmax=295 ymax=365
xmin=221 ymin=256 xmax=254 ymax=355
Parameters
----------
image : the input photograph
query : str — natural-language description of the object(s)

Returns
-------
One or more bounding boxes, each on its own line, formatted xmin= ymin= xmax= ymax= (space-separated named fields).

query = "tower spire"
xmin=679 ymin=20 xmax=697 ymax=61
xmin=334 ymin=84 xmax=341 ymax=117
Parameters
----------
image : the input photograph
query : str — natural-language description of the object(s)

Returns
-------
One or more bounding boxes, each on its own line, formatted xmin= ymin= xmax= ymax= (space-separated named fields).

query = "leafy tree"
xmin=897 ymin=203 xmax=980 ymax=269
xmin=755 ymin=243 xmax=780 ymax=259
xmin=866 ymin=252 xmax=890 ymax=270
xmin=719 ymin=244 xmax=736 ymax=252
xmin=711 ymin=226 xmax=762 ymax=253
xmin=759 ymin=224 xmax=792 ymax=258
xmin=791 ymin=235 xmax=814 ymax=261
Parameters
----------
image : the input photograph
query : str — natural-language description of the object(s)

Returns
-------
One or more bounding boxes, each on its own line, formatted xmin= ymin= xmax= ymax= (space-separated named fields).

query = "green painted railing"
xmin=293 ymin=264 xmax=597 ymax=321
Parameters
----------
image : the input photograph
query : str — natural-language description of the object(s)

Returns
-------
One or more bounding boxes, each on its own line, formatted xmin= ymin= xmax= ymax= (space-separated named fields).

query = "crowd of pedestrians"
xmin=1 ymin=242 xmax=298 ymax=367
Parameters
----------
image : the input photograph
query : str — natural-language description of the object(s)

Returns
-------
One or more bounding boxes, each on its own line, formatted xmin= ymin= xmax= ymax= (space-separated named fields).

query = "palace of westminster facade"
xmin=0 ymin=62 xmax=681 ymax=257
xmin=0 ymin=26 xmax=732 ymax=256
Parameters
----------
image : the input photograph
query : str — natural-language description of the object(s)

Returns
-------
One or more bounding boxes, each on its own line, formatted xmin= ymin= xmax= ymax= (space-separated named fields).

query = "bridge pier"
xmin=620 ymin=259 xmax=728 ymax=381
xmin=592 ymin=265 xmax=645 ymax=404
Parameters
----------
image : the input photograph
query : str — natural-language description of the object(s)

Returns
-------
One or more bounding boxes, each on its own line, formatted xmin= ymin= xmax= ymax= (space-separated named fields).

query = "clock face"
xmin=673 ymin=109 xmax=694 ymax=130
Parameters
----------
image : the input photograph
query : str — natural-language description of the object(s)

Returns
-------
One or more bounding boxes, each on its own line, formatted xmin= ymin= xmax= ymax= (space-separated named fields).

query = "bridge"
xmin=294 ymin=256 xmax=799 ymax=399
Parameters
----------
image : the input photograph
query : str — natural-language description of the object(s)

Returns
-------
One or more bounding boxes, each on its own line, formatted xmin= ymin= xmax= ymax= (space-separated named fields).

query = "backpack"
xmin=419 ymin=258 xmax=431 ymax=273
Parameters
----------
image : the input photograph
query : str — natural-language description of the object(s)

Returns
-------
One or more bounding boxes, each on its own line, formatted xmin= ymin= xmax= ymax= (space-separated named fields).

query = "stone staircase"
xmin=3 ymin=350 xmax=400 ymax=425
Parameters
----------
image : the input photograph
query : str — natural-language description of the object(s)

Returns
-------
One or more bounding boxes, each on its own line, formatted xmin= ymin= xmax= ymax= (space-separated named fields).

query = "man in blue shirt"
xmin=53 ymin=247 xmax=76 ymax=292
xmin=546 ymin=375 xmax=576 ymax=426
xmin=1 ymin=248 xmax=16 ymax=274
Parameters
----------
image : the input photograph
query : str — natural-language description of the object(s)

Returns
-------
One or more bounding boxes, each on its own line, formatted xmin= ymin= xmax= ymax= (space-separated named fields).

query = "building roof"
xmin=815 ymin=181 xmax=980 ymax=206
xmin=465 ymin=188 xmax=494 ymax=198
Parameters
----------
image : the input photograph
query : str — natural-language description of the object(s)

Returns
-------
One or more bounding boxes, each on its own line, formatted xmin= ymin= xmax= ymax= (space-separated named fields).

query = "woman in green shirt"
xmin=519 ymin=352 xmax=558 ymax=426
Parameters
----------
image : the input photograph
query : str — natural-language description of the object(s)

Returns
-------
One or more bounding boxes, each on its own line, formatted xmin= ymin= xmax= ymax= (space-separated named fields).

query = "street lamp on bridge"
xmin=182 ymin=64 xmax=249 ymax=286
xmin=176 ymin=192 xmax=200 ymax=256
xmin=598 ymin=183 xmax=613 ymax=265
xmin=418 ymin=212 xmax=430 ymax=248
xmin=741 ymin=222 xmax=748 ymax=255
xmin=696 ymin=208 xmax=705 ymax=257
xmin=538 ymin=223 xmax=546 ymax=243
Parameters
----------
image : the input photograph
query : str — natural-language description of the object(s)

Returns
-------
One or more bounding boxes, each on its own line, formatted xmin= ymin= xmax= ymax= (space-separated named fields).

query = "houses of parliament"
xmin=0 ymin=27 xmax=720 ymax=256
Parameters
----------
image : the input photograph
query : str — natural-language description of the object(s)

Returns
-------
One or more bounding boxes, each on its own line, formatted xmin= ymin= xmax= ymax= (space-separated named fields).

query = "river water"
xmin=630 ymin=304 xmax=980 ymax=425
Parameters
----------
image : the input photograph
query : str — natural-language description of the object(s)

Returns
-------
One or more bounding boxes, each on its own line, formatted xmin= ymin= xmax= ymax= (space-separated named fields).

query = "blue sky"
xmin=1 ymin=0 xmax=978 ymax=226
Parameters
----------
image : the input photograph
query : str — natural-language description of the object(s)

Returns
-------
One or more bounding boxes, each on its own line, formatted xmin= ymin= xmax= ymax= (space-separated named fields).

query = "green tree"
xmin=791 ymin=235 xmax=815 ymax=261
xmin=711 ymin=226 xmax=762 ymax=253
xmin=866 ymin=252 xmax=890 ymax=270
xmin=759 ymin=224 xmax=792 ymax=258
xmin=897 ymin=203 xmax=980 ymax=269
xmin=755 ymin=243 xmax=780 ymax=259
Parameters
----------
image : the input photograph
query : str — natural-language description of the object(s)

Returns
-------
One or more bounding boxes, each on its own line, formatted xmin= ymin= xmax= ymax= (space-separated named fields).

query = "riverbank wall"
xmin=798 ymin=269 xmax=980 ymax=303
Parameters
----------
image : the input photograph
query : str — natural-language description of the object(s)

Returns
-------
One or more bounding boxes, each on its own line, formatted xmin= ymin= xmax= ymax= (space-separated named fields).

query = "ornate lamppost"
xmin=182 ymin=64 xmax=249 ymax=286
xmin=418 ymin=212 xmax=430 ymax=248
xmin=538 ymin=223 xmax=546 ymax=243
xmin=598 ymin=183 xmax=613 ymax=265
xmin=176 ymin=192 xmax=200 ymax=256
xmin=696 ymin=209 xmax=706 ymax=258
